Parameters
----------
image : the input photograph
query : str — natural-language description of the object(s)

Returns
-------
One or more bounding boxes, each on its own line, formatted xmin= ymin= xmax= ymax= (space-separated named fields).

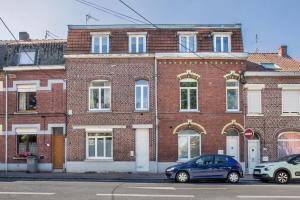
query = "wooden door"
xmin=52 ymin=135 xmax=65 ymax=169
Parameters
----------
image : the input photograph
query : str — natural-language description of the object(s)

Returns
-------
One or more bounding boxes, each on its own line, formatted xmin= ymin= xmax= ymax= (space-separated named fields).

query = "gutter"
xmin=154 ymin=58 xmax=159 ymax=173
xmin=5 ymin=72 xmax=8 ymax=172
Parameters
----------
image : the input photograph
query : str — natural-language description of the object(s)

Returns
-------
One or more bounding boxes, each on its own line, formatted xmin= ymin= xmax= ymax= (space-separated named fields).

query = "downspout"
xmin=154 ymin=57 xmax=158 ymax=173
xmin=5 ymin=72 xmax=8 ymax=172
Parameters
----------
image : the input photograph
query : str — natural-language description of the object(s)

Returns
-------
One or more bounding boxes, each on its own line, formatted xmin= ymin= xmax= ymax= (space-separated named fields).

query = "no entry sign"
xmin=244 ymin=128 xmax=254 ymax=139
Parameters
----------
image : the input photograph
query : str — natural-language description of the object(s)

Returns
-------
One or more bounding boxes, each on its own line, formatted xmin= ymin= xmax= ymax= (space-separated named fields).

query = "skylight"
xmin=261 ymin=63 xmax=280 ymax=69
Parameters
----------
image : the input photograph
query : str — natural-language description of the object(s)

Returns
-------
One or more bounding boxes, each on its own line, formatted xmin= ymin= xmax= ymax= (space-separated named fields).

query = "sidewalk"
xmin=0 ymin=171 xmax=256 ymax=182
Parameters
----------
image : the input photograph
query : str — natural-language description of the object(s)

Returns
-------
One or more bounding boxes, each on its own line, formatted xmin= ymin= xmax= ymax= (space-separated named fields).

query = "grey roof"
xmin=68 ymin=23 xmax=242 ymax=29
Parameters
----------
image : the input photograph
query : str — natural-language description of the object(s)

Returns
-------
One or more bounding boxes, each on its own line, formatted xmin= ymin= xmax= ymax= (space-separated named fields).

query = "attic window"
xmin=261 ymin=63 xmax=279 ymax=69
xmin=18 ymin=51 xmax=36 ymax=65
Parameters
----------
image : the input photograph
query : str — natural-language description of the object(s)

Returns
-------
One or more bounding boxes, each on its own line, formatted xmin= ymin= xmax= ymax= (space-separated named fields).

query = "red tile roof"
xmin=247 ymin=53 xmax=300 ymax=72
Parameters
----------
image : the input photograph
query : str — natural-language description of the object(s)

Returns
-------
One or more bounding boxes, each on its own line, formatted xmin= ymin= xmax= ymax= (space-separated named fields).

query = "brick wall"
xmin=158 ymin=59 xmax=246 ymax=162
xmin=245 ymin=76 xmax=300 ymax=161
xmin=66 ymin=58 xmax=156 ymax=162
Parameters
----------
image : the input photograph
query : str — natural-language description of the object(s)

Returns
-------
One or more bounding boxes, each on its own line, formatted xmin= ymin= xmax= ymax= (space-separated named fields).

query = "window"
xmin=226 ymin=80 xmax=239 ymax=111
xmin=91 ymin=34 xmax=110 ymax=53
xmin=135 ymin=80 xmax=149 ymax=111
xmin=128 ymin=33 xmax=146 ymax=53
xmin=179 ymin=34 xmax=197 ymax=53
xmin=213 ymin=33 xmax=231 ymax=52
xmin=89 ymin=80 xmax=111 ymax=111
xmin=282 ymin=90 xmax=300 ymax=114
xmin=247 ymin=90 xmax=262 ymax=114
xmin=87 ymin=133 xmax=112 ymax=159
xmin=195 ymin=155 xmax=213 ymax=165
xmin=214 ymin=155 xmax=228 ymax=165
xmin=261 ymin=63 xmax=280 ymax=70
xmin=180 ymin=79 xmax=198 ymax=111
xmin=178 ymin=130 xmax=201 ymax=160
xmin=18 ymin=51 xmax=36 ymax=65
xmin=18 ymin=92 xmax=37 ymax=112
xmin=17 ymin=134 xmax=37 ymax=154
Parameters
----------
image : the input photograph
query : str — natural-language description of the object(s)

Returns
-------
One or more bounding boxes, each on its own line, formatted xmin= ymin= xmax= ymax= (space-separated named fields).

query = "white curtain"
xmin=18 ymin=93 xmax=26 ymax=111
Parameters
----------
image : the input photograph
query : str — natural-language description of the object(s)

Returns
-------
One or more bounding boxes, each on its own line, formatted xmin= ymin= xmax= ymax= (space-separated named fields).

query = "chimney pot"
xmin=19 ymin=32 xmax=30 ymax=40
xmin=278 ymin=45 xmax=287 ymax=57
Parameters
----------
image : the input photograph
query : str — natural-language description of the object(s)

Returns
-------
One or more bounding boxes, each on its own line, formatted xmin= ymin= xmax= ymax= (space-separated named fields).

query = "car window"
xmin=215 ymin=156 xmax=228 ymax=165
xmin=195 ymin=156 xmax=214 ymax=166
xmin=295 ymin=156 xmax=300 ymax=164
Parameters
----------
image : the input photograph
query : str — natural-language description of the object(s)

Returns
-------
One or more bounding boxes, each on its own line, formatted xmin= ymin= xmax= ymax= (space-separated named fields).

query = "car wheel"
xmin=275 ymin=171 xmax=289 ymax=184
xmin=175 ymin=171 xmax=189 ymax=183
xmin=227 ymin=172 xmax=240 ymax=183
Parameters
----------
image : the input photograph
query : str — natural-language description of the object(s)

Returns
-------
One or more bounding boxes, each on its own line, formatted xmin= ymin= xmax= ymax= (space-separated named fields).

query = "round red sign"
xmin=244 ymin=128 xmax=254 ymax=139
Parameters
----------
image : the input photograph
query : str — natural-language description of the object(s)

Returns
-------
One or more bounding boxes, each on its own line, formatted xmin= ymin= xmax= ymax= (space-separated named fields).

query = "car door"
xmin=212 ymin=155 xmax=229 ymax=178
xmin=190 ymin=155 xmax=214 ymax=179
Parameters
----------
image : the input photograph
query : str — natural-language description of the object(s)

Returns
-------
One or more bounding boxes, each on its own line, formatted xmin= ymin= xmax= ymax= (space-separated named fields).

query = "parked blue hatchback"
xmin=165 ymin=154 xmax=243 ymax=183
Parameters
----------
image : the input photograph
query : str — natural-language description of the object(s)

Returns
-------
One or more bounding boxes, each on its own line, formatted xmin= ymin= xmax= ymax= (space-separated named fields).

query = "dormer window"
xmin=18 ymin=50 xmax=36 ymax=65
xmin=213 ymin=32 xmax=232 ymax=53
xmin=178 ymin=32 xmax=197 ymax=53
xmin=261 ymin=63 xmax=280 ymax=70
xmin=127 ymin=32 xmax=147 ymax=53
xmin=91 ymin=32 xmax=110 ymax=54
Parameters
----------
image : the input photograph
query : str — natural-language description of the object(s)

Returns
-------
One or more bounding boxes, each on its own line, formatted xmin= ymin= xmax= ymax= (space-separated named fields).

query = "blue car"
xmin=165 ymin=154 xmax=243 ymax=183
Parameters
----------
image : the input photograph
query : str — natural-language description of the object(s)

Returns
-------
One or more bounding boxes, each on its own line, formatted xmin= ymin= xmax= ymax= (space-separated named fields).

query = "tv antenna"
xmin=255 ymin=34 xmax=259 ymax=53
xmin=45 ymin=30 xmax=59 ymax=39
xmin=86 ymin=14 xmax=99 ymax=25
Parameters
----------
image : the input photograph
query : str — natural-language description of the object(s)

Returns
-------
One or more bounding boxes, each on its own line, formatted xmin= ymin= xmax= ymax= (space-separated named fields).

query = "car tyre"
xmin=175 ymin=171 xmax=189 ymax=183
xmin=227 ymin=171 xmax=240 ymax=183
xmin=275 ymin=171 xmax=289 ymax=184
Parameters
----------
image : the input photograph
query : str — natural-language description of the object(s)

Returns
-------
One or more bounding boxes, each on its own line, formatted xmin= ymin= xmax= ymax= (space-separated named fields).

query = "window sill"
xmin=135 ymin=110 xmax=150 ymax=113
xmin=179 ymin=110 xmax=200 ymax=113
xmin=225 ymin=111 xmax=242 ymax=113
xmin=247 ymin=114 xmax=264 ymax=117
xmin=14 ymin=112 xmax=38 ymax=115
xmin=85 ymin=159 xmax=113 ymax=162
xmin=281 ymin=113 xmax=300 ymax=117
xmin=88 ymin=110 xmax=112 ymax=113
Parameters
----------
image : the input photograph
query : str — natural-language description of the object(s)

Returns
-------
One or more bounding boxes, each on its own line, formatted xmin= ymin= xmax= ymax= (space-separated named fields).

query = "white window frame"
xmin=16 ymin=84 xmax=37 ymax=112
xmin=247 ymin=90 xmax=262 ymax=115
xmin=135 ymin=80 xmax=149 ymax=111
xmin=213 ymin=32 xmax=232 ymax=52
xmin=179 ymin=78 xmax=198 ymax=112
xmin=91 ymin=32 xmax=110 ymax=54
xmin=226 ymin=79 xmax=239 ymax=112
xmin=88 ymin=80 xmax=111 ymax=111
xmin=127 ymin=32 xmax=147 ymax=53
xmin=86 ymin=132 xmax=113 ymax=160
xmin=18 ymin=51 xmax=36 ymax=65
xmin=178 ymin=32 xmax=197 ymax=53
xmin=281 ymin=89 xmax=300 ymax=115
xmin=178 ymin=133 xmax=201 ymax=161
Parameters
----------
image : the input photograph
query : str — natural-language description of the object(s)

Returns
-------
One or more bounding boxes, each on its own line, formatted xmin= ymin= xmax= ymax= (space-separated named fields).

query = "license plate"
xmin=254 ymin=171 xmax=260 ymax=175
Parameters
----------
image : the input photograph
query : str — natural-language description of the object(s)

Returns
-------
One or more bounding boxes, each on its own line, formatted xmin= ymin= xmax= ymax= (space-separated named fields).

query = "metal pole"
xmin=5 ymin=72 xmax=8 ymax=172
xmin=154 ymin=58 xmax=158 ymax=173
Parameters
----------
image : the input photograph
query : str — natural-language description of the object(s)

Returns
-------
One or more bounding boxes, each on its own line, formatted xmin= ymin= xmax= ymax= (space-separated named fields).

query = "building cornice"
xmin=244 ymin=71 xmax=300 ymax=77
xmin=3 ymin=65 xmax=65 ymax=71
xmin=64 ymin=54 xmax=155 ymax=59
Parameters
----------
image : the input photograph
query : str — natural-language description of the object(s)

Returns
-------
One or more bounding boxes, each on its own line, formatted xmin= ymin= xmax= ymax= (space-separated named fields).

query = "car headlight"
xmin=264 ymin=165 xmax=274 ymax=171
xmin=166 ymin=167 xmax=175 ymax=172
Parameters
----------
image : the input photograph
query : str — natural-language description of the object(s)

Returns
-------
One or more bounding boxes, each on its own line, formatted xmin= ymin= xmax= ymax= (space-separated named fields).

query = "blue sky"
xmin=0 ymin=0 xmax=299 ymax=60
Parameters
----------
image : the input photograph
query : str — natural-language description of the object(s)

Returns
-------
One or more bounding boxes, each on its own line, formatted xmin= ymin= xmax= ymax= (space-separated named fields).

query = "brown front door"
xmin=52 ymin=128 xmax=65 ymax=169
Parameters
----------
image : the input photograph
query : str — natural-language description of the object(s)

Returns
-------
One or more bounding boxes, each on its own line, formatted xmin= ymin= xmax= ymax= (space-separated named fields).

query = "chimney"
xmin=278 ymin=45 xmax=287 ymax=57
xmin=19 ymin=32 xmax=30 ymax=40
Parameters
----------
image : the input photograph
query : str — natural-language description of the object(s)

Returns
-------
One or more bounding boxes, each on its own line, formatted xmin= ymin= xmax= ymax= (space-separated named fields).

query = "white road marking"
xmin=237 ymin=196 xmax=300 ymax=199
xmin=96 ymin=193 xmax=195 ymax=198
xmin=126 ymin=186 xmax=227 ymax=190
xmin=0 ymin=192 xmax=55 ymax=195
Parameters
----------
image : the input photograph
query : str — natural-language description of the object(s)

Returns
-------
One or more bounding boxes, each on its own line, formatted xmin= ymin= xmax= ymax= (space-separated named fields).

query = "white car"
xmin=253 ymin=154 xmax=300 ymax=184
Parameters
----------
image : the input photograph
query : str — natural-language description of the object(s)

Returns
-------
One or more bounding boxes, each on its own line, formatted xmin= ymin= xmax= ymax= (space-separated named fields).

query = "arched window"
xmin=178 ymin=130 xmax=201 ymax=161
xmin=89 ymin=80 xmax=111 ymax=111
xmin=226 ymin=79 xmax=239 ymax=111
xmin=180 ymin=78 xmax=198 ymax=111
xmin=135 ymin=80 xmax=149 ymax=111
xmin=278 ymin=132 xmax=300 ymax=157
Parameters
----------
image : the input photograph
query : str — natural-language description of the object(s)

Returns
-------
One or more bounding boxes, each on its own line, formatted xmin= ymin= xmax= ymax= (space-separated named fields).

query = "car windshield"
xmin=275 ymin=155 xmax=294 ymax=162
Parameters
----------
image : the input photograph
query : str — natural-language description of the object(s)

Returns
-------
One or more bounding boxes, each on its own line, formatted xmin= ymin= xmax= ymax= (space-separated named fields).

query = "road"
xmin=0 ymin=179 xmax=299 ymax=200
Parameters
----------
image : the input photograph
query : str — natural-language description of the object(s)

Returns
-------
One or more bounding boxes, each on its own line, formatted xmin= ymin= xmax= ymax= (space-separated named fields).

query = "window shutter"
xmin=282 ymin=90 xmax=300 ymax=113
xmin=247 ymin=90 xmax=261 ymax=114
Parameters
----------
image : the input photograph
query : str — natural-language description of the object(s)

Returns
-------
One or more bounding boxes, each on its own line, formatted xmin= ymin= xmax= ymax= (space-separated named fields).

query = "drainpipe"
xmin=5 ymin=72 xmax=8 ymax=172
xmin=154 ymin=57 xmax=158 ymax=173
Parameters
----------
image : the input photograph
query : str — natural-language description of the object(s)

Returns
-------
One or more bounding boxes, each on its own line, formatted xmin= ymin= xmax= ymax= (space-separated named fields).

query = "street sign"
xmin=244 ymin=128 xmax=254 ymax=139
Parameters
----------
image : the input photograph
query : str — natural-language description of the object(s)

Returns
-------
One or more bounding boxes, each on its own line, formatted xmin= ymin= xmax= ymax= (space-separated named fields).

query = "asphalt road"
xmin=0 ymin=180 xmax=299 ymax=200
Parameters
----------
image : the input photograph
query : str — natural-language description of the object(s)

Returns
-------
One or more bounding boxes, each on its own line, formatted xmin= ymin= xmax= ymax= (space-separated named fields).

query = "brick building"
xmin=65 ymin=24 xmax=248 ymax=172
xmin=244 ymin=46 xmax=300 ymax=173
xmin=0 ymin=33 xmax=66 ymax=171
